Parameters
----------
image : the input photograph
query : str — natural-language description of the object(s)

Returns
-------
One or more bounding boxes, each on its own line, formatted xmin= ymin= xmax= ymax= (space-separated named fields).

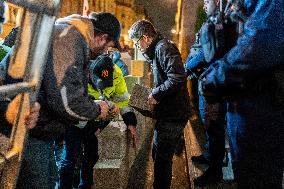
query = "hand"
xmin=95 ymin=100 xmax=109 ymax=120
xmin=24 ymin=102 xmax=40 ymax=129
xmin=6 ymin=94 xmax=40 ymax=129
xmin=110 ymin=103 xmax=120 ymax=117
xmin=128 ymin=125 xmax=139 ymax=147
xmin=147 ymin=94 xmax=158 ymax=105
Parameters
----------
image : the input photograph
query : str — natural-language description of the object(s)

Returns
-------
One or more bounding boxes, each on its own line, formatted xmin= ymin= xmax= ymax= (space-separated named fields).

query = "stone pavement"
xmin=127 ymin=136 xmax=191 ymax=189
xmin=184 ymin=114 xmax=237 ymax=189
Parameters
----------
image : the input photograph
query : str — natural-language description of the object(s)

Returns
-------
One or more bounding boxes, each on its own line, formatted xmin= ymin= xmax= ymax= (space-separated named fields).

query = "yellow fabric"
xmin=88 ymin=64 xmax=130 ymax=109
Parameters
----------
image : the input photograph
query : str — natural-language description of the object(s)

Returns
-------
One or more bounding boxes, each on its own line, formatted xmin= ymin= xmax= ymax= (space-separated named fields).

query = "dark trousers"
xmin=58 ymin=123 xmax=100 ymax=189
xmin=199 ymin=95 xmax=226 ymax=170
xmin=227 ymin=96 xmax=284 ymax=189
xmin=152 ymin=119 xmax=187 ymax=189
xmin=16 ymin=137 xmax=57 ymax=189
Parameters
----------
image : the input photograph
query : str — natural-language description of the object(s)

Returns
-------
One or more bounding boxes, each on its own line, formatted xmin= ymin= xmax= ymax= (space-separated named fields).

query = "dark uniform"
xmin=200 ymin=0 xmax=284 ymax=188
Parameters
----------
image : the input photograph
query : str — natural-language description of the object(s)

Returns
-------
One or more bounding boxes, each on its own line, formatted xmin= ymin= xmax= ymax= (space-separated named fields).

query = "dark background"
xmin=135 ymin=0 xmax=177 ymax=39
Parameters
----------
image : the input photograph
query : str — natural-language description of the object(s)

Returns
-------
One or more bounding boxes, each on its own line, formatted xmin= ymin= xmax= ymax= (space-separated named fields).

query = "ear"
xmin=101 ymin=34 xmax=109 ymax=41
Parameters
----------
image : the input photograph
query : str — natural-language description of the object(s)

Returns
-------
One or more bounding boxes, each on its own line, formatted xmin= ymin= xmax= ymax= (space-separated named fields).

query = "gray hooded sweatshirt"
xmin=30 ymin=15 xmax=101 ymax=140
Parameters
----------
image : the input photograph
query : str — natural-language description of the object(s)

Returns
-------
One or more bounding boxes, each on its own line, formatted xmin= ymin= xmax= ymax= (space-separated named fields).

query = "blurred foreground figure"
xmin=200 ymin=0 xmax=284 ymax=188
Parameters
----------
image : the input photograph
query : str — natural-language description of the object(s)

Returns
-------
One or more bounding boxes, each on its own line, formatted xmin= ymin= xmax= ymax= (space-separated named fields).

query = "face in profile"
xmin=203 ymin=0 xmax=216 ymax=16
xmin=133 ymin=35 xmax=149 ymax=53
xmin=91 ymin=34 xmax=115 ymax=58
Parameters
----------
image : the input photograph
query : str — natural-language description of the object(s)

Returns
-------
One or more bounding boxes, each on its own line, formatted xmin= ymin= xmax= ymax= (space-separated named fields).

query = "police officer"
xmin=185 ymin=0 xmax=236 ymax=186
xmin=200 ymin=0 xmax=284 ymax=188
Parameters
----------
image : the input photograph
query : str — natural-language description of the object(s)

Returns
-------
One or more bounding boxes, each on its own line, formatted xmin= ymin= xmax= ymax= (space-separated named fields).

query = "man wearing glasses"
xmin=128 ymin=20 xmax=190 ymax=189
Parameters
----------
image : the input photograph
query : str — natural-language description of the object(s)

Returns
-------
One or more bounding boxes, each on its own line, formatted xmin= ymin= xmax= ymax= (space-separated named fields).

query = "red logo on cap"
xmin=101 ymin=70 xmax=109 ymax=78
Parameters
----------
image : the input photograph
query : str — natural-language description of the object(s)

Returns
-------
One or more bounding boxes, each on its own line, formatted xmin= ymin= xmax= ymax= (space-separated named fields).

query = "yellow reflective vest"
xmin=88 ymin=64 xmax=132 ymax=115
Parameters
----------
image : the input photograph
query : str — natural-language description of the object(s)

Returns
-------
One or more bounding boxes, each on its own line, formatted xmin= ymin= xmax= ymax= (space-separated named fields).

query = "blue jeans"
xmin=152 ymin=119 xmax=187 ymax=189
xmin=16 ymin=137 xmax=57 ymax=189
xmin=58 ymin=123 xmax=99 ymax=189
xmin=199 ymin=95 xmax=226 ymax=169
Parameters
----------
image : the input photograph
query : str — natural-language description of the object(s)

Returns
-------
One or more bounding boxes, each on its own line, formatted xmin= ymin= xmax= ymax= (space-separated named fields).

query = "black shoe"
xmin=191 ymin=155 xmax=210 ymax=165
xmin=194 ymin=167 xmax=223 ymax=187
xmin=175 ymin=137 xmax=185 ymax=156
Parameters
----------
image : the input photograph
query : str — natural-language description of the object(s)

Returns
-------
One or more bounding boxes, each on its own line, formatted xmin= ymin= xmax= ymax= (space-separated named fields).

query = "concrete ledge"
xmin=93 ymin=113 xmax=155 ymax=189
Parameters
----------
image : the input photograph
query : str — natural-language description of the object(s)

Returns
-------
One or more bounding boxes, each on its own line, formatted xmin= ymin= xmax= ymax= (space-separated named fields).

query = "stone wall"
xmin=93 ymin=62 xmax=155 ymax=189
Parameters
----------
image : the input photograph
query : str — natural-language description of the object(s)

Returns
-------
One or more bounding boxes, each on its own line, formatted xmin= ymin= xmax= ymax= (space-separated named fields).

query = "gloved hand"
xmin=186 ymin=69 xmax=198 ymax=80
xmin=198 ymin=66 xmax=223 ymax=104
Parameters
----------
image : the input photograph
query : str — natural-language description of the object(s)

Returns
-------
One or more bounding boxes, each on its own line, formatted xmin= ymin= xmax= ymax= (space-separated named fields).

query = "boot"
xmin=194 ymin=167 xmax=223 ymax=187
xmin=191 ymin=154 xmax=210 ymax=165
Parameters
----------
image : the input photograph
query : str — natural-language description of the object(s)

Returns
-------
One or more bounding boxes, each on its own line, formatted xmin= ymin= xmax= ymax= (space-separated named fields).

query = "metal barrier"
xmin=0 ymin=0 xmax=61 ymax=188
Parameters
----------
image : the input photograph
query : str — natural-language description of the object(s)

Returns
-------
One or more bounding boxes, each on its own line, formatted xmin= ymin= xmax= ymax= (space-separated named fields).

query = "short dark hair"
xmin=92 ymin=27 xmax=114 ymax=42
xmin=128 ymin=20 xmax=157 ymax=40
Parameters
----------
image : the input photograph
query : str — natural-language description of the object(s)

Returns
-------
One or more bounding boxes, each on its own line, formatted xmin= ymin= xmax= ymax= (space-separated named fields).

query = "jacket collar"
xmin=143 ymin=33 xmax=164 ymax=61
xmin=56 ymin=14 xmax=94 ymax=50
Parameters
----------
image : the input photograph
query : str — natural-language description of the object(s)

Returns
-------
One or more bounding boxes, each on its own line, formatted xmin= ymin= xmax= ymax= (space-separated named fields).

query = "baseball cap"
xmin=90 ymin=12 xmax=122 ymax=51
xmin=89 ymin=54 xmax=114 ymax=90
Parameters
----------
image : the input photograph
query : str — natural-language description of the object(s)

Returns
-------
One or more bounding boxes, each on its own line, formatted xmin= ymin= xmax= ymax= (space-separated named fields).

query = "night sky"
xmin=135 ymin=0 xmax=178 ymax=39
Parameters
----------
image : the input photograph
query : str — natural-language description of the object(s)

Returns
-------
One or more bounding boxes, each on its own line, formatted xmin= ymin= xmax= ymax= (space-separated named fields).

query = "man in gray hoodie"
xmin=14 ymin=13 xmax=122 ymax=189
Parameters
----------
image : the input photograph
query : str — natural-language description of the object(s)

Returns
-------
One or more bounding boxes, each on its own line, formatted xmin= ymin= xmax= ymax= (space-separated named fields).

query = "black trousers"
xmin=152 ymin=119 xmax=187 ymax=189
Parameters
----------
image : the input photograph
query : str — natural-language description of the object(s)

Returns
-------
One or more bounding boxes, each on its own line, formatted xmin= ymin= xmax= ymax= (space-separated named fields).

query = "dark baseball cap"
xmin=90 ymin=12 xmax=122 ymax=51
xmin=89 ymin=54 xmax=114 ymax=90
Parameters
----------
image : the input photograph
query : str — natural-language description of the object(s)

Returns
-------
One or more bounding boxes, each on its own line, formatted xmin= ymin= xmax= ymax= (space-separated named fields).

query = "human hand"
xmin=128 ymin=125 xmax=139 ymax=147
xmin=110 ymin=103 xmax=120 ymax=117
xmin=95 ymin=100 xmax=109 ymax=120
xmin=24 ymin=102 xmax=40 ymax=129
xmin=147 ymin=94 xmax=158 ymax=105
xmin=6 ymin=94 xmax=41 ymax=129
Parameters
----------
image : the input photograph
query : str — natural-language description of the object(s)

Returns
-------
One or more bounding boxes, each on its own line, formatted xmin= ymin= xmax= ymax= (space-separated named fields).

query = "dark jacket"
xmin=1 ymin=16 xmax=102 ymax=140
xmin=144 ymin=34 xmax=190 ymax=121
xmin=185 ymin=49 xmax=207 ymax=79
xmin=200 ymin=0 xmax=284 ymax=100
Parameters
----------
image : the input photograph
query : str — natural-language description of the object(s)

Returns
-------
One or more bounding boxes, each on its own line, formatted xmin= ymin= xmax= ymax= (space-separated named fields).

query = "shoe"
xmin=191 ymin=155 xmax=210 ymax=165
xmin=174 ymin=138 xmax=185 ymax=156
xmin=194 ymin=167 xmax=223 ymax=187
xmin=192 ymin=154 xmax=229 ymax=167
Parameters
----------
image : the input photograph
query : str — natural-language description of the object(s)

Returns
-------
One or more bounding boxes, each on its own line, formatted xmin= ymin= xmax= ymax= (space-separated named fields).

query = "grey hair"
xmin=128 ymin=20 xmax=157 ymax=40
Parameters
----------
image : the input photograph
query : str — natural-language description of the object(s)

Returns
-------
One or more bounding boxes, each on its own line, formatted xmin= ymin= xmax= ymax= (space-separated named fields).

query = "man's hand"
xmin=128 ymin=125 xmax=139 ymax=147
xmin=147 ymin=94 xmax=158 ymax=105
xmin=110 ymin=103 xmax=120 ymax=117
xmin=6 ymin=94 xmax=40 ymax=129
xmin=95 ymin=100 xmax=109 ymax=120
xmin=24 ymin=102 xmax=40 ymax=129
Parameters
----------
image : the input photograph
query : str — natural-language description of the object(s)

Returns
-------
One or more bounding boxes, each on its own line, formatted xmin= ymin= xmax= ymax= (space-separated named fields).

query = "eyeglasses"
xmin=134 ymin=36 xmax=143 ymax=49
